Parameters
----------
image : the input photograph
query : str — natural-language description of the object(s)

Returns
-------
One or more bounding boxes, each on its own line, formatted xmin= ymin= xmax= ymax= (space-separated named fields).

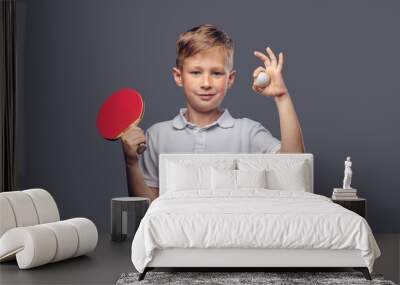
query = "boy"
xmin=121 ymin=24 xmax=305 ymax=201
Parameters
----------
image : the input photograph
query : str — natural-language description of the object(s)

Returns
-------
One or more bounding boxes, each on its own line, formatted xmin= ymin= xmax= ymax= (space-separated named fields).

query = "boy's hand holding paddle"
xmin=252 ymin=46 xmax=289 ymax=98
xmin=120 ymin=124 xmax=146 ymax=162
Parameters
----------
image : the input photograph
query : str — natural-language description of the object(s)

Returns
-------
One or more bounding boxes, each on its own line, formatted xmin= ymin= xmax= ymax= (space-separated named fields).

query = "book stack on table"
xmin=332 ymin=188 xmax=358 ymax=200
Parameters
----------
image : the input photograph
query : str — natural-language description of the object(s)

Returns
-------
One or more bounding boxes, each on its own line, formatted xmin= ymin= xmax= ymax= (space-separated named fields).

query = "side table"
xmin=111 ymin=197 xmax=149 ymax=242
xmin=331 ymin=197 xmax=367 ymax=219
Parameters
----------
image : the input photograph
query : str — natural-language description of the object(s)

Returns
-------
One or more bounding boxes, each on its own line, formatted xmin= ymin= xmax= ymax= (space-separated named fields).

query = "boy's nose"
xmin=201 ymin=75 xmax=211 ymax=88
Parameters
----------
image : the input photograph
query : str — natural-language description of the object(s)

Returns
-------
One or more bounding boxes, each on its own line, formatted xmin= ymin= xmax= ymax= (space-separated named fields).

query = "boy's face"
xmin=172 ymin=47 xmax=236 ymax=114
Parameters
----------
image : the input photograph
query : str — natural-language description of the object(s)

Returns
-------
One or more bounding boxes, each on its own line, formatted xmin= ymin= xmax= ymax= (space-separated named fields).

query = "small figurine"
xmin=343 ymin=156 xmax=353 ymax=189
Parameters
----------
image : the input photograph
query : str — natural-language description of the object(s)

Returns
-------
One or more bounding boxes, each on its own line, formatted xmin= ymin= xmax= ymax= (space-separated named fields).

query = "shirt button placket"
xmin=193 ymin=128 xmax=206 ymax=153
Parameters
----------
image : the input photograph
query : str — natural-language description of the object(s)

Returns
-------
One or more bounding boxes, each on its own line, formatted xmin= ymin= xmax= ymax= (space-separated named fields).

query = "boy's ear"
xmin=227 ymin=69 xmax=236 ymax=89
xmin=172 ymin=67 xmax=183 ymax=87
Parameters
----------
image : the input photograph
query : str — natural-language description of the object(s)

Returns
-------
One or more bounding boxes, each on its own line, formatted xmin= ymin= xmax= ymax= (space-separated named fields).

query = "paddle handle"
xmin=137 ymin=143 xmax=147 ymax=154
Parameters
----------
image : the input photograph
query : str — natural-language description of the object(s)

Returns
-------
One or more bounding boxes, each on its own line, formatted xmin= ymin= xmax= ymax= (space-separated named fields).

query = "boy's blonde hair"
xmin=175 ymin=24 xmax=234 ymax=71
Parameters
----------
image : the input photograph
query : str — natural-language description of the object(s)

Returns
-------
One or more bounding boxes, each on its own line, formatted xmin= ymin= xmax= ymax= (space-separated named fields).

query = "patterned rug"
xmin=116 ymin=271 xmax=396 ymax=285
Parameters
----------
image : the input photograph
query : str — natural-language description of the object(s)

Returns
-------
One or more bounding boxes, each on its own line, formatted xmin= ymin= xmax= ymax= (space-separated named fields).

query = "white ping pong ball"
xmin=254 ymin=72 xmax=270 ymax=88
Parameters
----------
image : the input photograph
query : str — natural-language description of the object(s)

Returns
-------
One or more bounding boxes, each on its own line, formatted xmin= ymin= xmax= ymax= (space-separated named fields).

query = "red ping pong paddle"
xmin=96 ymin=88 xmax=146 ymax=154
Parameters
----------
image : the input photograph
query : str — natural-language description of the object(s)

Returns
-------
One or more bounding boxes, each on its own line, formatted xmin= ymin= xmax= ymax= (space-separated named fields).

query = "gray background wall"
xmin=15 ymin=0 xmax=399 ymax=233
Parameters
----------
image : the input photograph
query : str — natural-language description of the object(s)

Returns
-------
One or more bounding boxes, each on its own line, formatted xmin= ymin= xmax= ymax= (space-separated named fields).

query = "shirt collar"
xmin=172 ymin=108 xmax=235 ymax=130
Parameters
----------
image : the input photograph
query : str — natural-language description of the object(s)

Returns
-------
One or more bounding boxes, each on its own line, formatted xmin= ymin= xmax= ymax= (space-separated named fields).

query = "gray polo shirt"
xmin=138 ymin=108 xmax=281 ymax=188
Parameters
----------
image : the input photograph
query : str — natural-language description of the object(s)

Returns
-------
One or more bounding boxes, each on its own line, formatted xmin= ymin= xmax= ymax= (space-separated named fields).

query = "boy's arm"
xmin=121 ymin=125 xmax=160 ymax=202
xmin=273 ymin=93 xmax=305 ymax=153
xmin=252 ymin=47 xmax=305 ymax=153
xmin=125 ymin=159 xmax=159 ymax=202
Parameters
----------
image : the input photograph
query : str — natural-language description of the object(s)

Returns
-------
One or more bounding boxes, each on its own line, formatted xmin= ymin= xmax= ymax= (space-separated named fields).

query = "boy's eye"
xmin=190 ymin=71 xmax=201 ymax=75
xmin=213 ymin=72 xmax=224 ymax=76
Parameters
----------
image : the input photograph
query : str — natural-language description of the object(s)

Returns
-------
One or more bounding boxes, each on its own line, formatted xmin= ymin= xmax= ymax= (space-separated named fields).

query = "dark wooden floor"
xmin=0 ymin=233 xmax=398 ymax=285
xmin=0 ymin=234 xmax=133 ymax=285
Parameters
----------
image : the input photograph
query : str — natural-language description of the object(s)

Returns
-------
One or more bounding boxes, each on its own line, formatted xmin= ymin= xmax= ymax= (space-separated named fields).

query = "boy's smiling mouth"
xmin=197 ymin=93 xmax=216 ymax=96
xmin=197 ymin=93 xmax=216 ymax=101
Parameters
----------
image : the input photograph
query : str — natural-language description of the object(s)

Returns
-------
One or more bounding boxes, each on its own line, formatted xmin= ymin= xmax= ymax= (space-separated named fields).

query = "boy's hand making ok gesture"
xmin=252 ymin=47 xmax=289 ymax=98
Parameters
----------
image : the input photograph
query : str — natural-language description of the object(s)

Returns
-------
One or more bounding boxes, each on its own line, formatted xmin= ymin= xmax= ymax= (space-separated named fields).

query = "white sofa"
xmin=0 ymin=188 xmax=98 ymax=269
